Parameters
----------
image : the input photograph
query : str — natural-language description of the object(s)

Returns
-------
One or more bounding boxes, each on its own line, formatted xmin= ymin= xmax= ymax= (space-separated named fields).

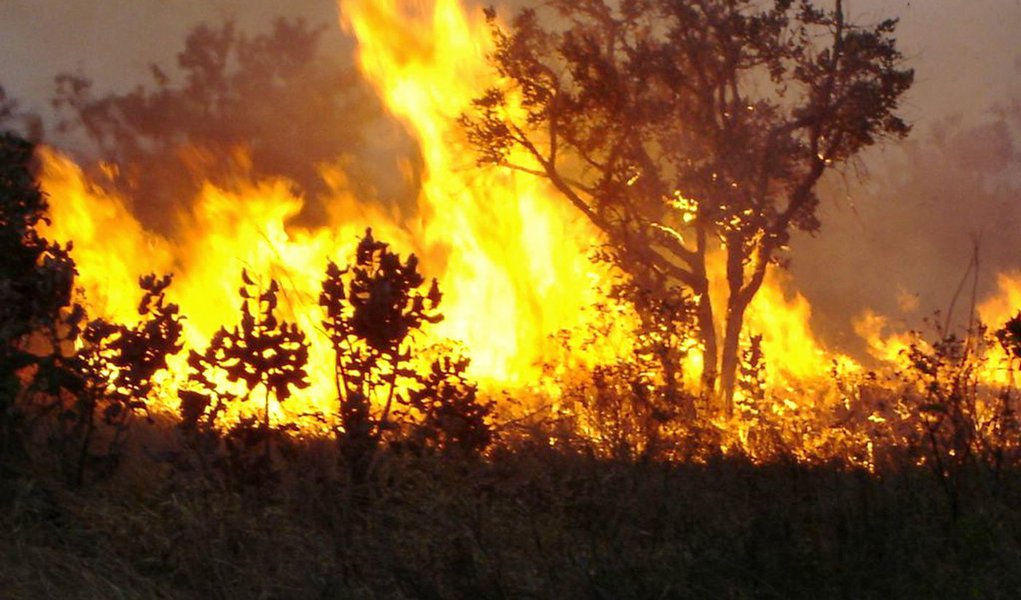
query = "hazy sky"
xmin=0 ymin=0 xmax=337 ymax=115
xmin=1 ymin=1 xmax=1017 ymax=121
xmin=1 ymin=0 xmax=1019 ymax=350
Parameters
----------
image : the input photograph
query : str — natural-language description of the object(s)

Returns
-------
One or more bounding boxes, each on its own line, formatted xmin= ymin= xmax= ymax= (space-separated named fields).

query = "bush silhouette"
xmin=64 ymin=274 xmax=183 ymax=486
xmin=178 ymin=271 xmax=309 ymax=484
xmin=996 ymin=312 xmax=1021 ymax=361
xmin=404 ymin=353 xmax=493 ymax=458
xmin=320 ymin=229 xmax=492 ymax=479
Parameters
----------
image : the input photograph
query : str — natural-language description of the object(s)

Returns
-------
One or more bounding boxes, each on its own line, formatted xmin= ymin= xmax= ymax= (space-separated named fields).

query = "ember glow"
xmin=32 ymin=0 xmax=1021 ymax=457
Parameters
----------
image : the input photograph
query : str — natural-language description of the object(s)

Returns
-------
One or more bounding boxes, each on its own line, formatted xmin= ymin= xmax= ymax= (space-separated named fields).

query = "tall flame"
xmin=341 ymin=0 xmax=615 ymax=385
xmin=35 ymin=0 xmax=617 ymax=421
xmin=31 ymin=0 xmax=1021 ymax=443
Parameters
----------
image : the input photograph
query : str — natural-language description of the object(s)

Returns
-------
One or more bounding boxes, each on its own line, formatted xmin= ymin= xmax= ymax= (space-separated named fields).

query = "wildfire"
xmin=342 ymin=0 xmax=615 ymax=385
xmin=37 ymin=0 xmax=619 ymax=423
xmin=31 ymin=0 xmax=1021 ymax=455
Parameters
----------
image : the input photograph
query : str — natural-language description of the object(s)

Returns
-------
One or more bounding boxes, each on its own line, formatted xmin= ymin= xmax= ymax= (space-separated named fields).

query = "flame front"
xmin=32 ymin=0 xmax=1021 ymax=457
xmin=37 ymin=0 xmax=619 ymax=422
xmin=342 ymin=0 xmax=613 ymax=385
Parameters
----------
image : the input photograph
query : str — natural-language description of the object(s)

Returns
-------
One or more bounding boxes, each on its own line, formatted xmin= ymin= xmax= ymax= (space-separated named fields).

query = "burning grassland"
xmin=13 ymin=0 xmax=1018 ymax=472
xmin=3 ymin=2 xmax=1021 ymax=597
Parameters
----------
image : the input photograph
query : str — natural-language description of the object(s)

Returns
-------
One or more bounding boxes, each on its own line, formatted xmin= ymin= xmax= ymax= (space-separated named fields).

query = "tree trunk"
xmin=695 ymin=287 xmax=718 ymax=393
xmin=264 ymin=386 xmax=272 ymax=466
xmin=719 ymin=301 xmax=747 ymax=416
xmin=693 ymin=224 xmax=717 ymax=395
xmin=719 ymin=233 xmax=753 ymax=415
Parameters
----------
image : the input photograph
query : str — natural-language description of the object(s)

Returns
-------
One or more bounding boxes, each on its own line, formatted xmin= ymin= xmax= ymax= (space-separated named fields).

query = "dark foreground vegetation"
xmin=3 ymin=127 xmax=1021 ymax=598
xmin=5 ymin=443 xmax=1021 ymax=599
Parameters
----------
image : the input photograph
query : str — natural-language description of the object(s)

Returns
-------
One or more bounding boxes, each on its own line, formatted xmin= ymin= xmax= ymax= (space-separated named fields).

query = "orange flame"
xmin=36 ymin=0 xmax=619 ymax=422
xmin=32 ymin=0 xmax=1021 ymax=453
xmin=342 ymin=0 xmax=617 ymax=385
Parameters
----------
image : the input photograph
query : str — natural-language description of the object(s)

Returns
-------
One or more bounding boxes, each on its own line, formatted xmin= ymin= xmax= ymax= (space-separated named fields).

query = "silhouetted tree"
xmin=462 ymin=0 xmax=913 ymax=410
xmin=321 ymin=229 xmax=492 ymax=478
xmin=0 ymin=132 xmax=78 ymax=466
xmin=404 ymin=354 xmax=493 ymax=458
xmin=178 ymin=271 xmax=309 ymax=481
xmin=64 ymin=274 xmax=183 ymax=485
xmin=321 ymin=229 xmax=442 ymax=477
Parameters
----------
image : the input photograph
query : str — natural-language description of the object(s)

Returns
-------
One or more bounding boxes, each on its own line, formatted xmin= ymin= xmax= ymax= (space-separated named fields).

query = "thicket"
xmin=0 ymin=132 xmax=494 ymax=492
xmin=4 ymin=122 xmax=1021 ymax=491
xmin=4 ymin=129 xmax=1021 ymax=597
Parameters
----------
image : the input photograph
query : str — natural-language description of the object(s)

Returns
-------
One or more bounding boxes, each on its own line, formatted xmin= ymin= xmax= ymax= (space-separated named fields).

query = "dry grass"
xmin=3 ymin=434 xmax=1021 ymax=599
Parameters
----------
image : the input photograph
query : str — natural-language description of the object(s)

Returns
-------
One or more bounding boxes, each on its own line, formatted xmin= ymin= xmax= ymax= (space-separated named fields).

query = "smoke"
xmin=2 ymin=1 xmax=424 ymax=234
xmin=792 ymin=74 xmax=1021 ymax=353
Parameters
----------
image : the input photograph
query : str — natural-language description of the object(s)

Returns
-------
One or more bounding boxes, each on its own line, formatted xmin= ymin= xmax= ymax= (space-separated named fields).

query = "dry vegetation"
xmin=3 ymin=124 xmax=1021 ymax=597
xmin=4 ymin=436 xmax=1021 ymax=598
xmin=3 ymin=2 xmax=1021 ymax=595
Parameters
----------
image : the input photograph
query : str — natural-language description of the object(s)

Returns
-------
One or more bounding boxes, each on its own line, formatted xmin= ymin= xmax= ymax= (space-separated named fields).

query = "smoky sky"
xmin=790 ymin=0 xmax=1021 ymax=350
xmin=1 ymin=0 xmax=1020 ymax=353
xmin=3 ymin=1 xmax=1017 ymax=126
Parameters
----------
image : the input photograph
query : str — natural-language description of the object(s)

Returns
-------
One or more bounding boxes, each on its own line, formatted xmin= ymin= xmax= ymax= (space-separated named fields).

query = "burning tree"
xmin=462 ymin=0 xmax=913 ymax=410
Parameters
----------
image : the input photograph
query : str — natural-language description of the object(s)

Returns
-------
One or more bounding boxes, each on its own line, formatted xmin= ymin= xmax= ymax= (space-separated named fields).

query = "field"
xmin=3 ymin=415 xmax=1021 ymax=599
